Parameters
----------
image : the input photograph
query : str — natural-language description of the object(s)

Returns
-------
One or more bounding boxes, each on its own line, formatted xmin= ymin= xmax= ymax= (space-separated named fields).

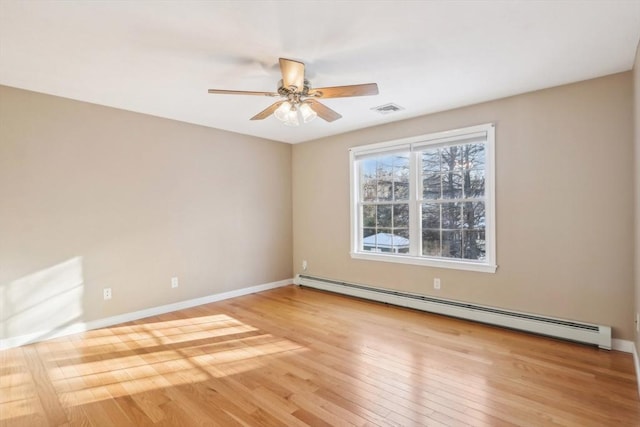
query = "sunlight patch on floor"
xmin=10 ymin=314 xmax=311 ymax=408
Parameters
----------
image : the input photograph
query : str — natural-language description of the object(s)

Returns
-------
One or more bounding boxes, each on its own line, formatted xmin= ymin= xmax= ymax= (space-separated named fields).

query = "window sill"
xmin=350 ymin=251 xmax=497 ymax=273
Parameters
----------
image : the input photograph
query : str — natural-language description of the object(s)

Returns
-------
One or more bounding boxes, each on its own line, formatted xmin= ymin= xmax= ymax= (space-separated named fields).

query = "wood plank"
xmin=1 ymin=285 xmax=638 ymax=426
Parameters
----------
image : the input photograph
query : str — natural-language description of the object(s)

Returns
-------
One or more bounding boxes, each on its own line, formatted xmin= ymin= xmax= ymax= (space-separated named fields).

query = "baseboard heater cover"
xmin=295 ymin=275 xmax=612 ymax=350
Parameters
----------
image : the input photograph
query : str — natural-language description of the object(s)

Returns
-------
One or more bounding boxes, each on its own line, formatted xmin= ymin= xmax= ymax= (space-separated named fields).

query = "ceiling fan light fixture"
xmin=208 ymin=58 xmax=379 ymax=124
xmin=299 ymin=102 xmax=317 ymax=123
xmin=283 ymin=105 xmax=300 ymax=126
xmin=274 ymin=101 xmax=292 ymax=121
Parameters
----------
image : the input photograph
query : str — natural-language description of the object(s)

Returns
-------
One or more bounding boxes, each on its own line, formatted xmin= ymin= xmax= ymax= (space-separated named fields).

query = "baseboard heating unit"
xmin=295 ymin=274 xmax=612 ymax=350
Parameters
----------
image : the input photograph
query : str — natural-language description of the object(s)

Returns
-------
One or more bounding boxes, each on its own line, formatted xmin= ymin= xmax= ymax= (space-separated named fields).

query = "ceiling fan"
xmin=208 ymin=58 xmax=379 ymax=126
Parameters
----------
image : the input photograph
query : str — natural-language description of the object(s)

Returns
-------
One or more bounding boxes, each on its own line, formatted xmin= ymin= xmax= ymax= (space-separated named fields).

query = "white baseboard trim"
xmin=612 ymin=339 xmax=636 ymax=353
xmin=631 ymin=342 xmax=640 ymax=398
xmin=0 ymin=278 xmax=292 ymax=351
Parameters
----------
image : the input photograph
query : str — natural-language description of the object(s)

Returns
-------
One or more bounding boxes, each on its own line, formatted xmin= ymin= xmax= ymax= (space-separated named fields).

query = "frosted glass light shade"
xmin=299 ymin=103 xmax=317 ymax=123
xmin=274 ymin=102 xmax=292 ymax=121
xmin=283 ymin=106 xmax=300 ymax=126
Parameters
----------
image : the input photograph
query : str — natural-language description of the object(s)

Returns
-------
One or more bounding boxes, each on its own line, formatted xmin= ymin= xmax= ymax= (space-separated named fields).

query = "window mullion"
xmin=460 ymin=202 xmax=465 ymax=259
xmin=409 ymin=150 xmax=421 ymax=256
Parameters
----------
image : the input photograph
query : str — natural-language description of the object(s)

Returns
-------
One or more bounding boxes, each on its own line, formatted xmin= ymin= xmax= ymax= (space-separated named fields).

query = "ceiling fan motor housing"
xmin=277 ymin=79 xmax=312 ymax=100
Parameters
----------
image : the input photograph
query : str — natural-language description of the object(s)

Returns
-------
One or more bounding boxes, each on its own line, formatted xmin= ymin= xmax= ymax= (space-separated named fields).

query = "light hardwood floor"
xmin=1 ymin=285 xmax=639 ymax=426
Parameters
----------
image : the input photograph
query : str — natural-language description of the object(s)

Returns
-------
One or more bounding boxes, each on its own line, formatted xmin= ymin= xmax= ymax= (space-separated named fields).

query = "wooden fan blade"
xmin=208 ymin=89 xmax=279 ymax=97
xmin=279 ymin=58 xmax=305 ymax=91
xmin=306 ymin=99 xmax=342 ymax=122
xmin=308 ymin=83 xmax=379 ymax=99
xmin=250 ymin=100 xmax=286 ymax=120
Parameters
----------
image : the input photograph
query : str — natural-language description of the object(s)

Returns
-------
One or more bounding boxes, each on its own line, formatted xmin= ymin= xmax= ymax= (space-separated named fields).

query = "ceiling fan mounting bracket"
xmin=277 ymin=79 xmax=312 ymax=100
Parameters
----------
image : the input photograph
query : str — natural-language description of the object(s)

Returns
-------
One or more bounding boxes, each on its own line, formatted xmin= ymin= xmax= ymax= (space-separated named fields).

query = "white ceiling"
xmin=1 ymin=1 xmax=639 ymax=144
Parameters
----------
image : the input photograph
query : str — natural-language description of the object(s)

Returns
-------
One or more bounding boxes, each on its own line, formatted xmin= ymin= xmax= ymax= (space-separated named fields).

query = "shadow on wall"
xmin=1 ymin=257 xmax=84 ymax=343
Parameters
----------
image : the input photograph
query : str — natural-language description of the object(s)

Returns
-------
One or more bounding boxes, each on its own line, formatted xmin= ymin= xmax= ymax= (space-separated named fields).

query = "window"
xmin=350 ymin=123 xmax=496 ymax=273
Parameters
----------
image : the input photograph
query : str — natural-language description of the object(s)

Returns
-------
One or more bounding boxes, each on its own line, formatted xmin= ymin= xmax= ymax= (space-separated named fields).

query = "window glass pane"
xmin=440 ymin=146 xmax=462 ymax=172
xmin=394 ymin=181 xmax=409 ymax=201
xmin=362 ymin=181 xmax=377 ymax=202
xmin=376 ymin=157 xmax=394 ymax=201
xmin=362 ymin=229 xmax=408 ymax=254
xmin=422 ymin=203 xmax=440 ymax=229
xmin=441 ymin=202 xmax=462 ymax=230
xmin=423 ymin=173 xmax=441 ymax=199
xmin=361 ymin=159 xmax=377 ymax=202
xmin=362 ymin=228 xmax=378 ymax=252
xmin=393 ymin=154 xmax=410 ymax=201
xmin=363 ymin=228 xmax=376 ymax=238
xmin=377 ymin=204 xmax=392 ymax=228
xmin=464 ymin=169 xmax=485 ymax=198
xmin=393 ymin=180 xmax=409 ymax=201
xmin=393 ymin=204 xmax=409 ymax=228
xmin=463 ymin=143 xmax=485 ymax=171
xmin=463 ymin=202 xmax=485 ymax=229
xmin=392 ymin=229 xmax=410 ymax=254
xmin=422 ymin=230 xmax=440 ymax=256
xmin=441 ymin=172 xmax=463 ymax=199
xmin=377 ymin=181 xmax=392 ymax=201
xmin=422 ymin=150 xmax=441 ymax=173
xmin=389 ymin=230 xmax=409 ymax=254
xmin=362 ymin=205 xmax=376 ymax=228
xmin=395 ymin=228 xmax=409 ymax=239
xmin=441 ymin=230 xmax=462 ymax=258
xmin=463 ymin=229 xmax=486 ymax=260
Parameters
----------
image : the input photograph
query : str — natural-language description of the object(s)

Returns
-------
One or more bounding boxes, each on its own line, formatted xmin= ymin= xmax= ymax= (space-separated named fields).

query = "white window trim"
xmin=349 ymin=123 xmax=497 ymax=273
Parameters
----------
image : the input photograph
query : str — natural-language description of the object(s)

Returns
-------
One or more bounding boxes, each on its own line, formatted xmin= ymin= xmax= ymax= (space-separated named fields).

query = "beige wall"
xmin=293 ymin=72 xmax=635 ymax=339
xmin=2 ymin=71 xmax=635 ymax=343
xmin=0 ymin=86 xmax=292 ymax=340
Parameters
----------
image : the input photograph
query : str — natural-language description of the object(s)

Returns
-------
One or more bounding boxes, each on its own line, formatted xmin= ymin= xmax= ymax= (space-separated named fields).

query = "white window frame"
xmin=349 ymin=123 xmax=497 ymax=273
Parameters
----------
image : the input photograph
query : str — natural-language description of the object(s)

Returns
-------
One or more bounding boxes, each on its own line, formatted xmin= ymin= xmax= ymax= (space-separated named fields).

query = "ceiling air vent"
xmin=371 ymin=103 xmax=405 ymax=115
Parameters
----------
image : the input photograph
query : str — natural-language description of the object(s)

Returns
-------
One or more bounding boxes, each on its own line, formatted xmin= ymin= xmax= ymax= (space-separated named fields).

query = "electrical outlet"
xmin=103 ymin=288 xmax=112 ymax=300
xmin=433 ymin=278 xmax=441 ymax=290
xmin=171 ymin=277 xmax=179 ymax=288
xmin=302 ymin=260 xmax=308 ymax=271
